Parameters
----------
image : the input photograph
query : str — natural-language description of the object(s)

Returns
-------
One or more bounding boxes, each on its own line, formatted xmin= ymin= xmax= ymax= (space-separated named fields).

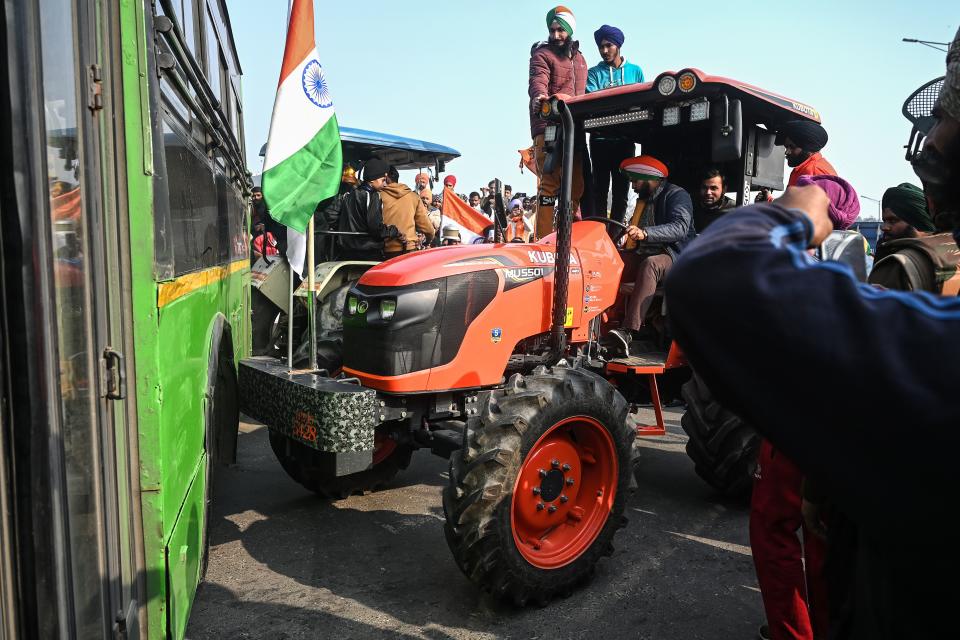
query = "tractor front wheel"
xmin=443 ymin=365 xmax=636 ymax=605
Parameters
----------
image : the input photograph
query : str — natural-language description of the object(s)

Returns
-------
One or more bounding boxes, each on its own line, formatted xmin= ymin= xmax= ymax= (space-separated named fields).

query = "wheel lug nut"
xmin=562 ymin=463 xmax=571 ymax=471
xmin=566 ymin=478 xmax=575 ymax=486
xmin=551 ymin=459 xmax=560 ymax=469
xmin=536 ymin=503 xmax=545 ymax=511
xmin=597 ymin=489 xmax=603 ymax=497
xmin=560 ymin=495 xmax=568 ymax=503
xmin=548 ymin=505 xmax=558 ymax=513
xmin=538 ymin=469 xmax=547 ymax=478
xmin=532 ymin=487 xmax=541 ymax=495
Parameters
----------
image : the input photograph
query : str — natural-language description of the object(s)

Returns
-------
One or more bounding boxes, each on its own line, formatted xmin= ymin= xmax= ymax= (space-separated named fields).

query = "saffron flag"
xmin=441 ymin=187 xmax=493 ymax=243
xmin=261 ymin=0 xmax=342 ymax=234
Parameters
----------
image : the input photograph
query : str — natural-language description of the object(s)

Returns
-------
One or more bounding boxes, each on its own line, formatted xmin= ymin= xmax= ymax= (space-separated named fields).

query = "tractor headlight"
xmin=662 ymin=105 xmax=680 ymax=126
xmin=380 ymin=299 xmax=397 ymax=321
xmin=689 ymin=100 xmax=710 ymax=122
xmin=678 ymin=71 xmax=697 ymax=93
xmin=347 ymin=295 xmax=358 ymax=315
xmin=657 ymin=75 xmax=677 ymax=96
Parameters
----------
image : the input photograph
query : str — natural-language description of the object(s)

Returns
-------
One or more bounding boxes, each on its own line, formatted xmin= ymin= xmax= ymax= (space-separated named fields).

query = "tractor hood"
xmin=358 ymin=240 xmax=576 ymax=288
xmin=342 ymin=222 xmax=621 ymax=392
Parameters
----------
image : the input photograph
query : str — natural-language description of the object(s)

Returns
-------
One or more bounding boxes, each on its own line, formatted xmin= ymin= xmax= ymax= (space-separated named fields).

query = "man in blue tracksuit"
xmin=664 ymin=28 xmax=960 ymax=635
xmin=585 ymin=25 xmax=644 ymax=220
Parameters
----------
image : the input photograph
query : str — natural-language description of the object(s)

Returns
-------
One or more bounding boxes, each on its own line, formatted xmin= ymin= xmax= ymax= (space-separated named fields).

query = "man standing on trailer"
xmin=529 ymin=5 xmax=587 ymax=239
xmin=585 ymin=24 xmax=644 ymax=220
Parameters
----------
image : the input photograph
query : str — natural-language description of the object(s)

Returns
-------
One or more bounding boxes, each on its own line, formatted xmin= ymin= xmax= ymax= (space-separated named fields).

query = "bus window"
xmin=38 ymin=0 xmax=106 ymax=635
xmin=204 ymin=7 xmax=221 ymax=105
xmin=161 ymin=120 xmax=220 ymax=275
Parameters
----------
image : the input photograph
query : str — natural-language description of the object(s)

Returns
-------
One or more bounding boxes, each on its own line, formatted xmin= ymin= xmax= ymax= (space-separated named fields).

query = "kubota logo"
xmin=527 ymin=250 xmax=578 ymax=266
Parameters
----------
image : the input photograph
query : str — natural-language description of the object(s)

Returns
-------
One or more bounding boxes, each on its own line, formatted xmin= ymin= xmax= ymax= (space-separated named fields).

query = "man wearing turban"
xmin=665 ymin=25 xmax=960 ymax=638
xmin=879 ymin=182 xmax=935 ymax=248
xmin=585 ymin=25 xmax=645 ymax=221
xmin=414 ymin=172 xmax=430 ymax=195
xmin=775 ymin=119 xmax=837 ymax=186
xmin=529 ymin=6 xmax=588 ymax=238
xmin=609 ymin=155 xmax=694 ymax=348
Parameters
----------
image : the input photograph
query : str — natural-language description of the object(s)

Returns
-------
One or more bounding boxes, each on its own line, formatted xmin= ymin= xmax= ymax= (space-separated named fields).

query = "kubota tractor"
xmin=239 ymin=68 xmax=833 ymax=602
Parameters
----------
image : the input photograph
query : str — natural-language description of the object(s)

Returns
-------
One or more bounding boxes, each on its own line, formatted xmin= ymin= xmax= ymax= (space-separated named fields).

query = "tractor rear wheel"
xmin=443 ymin=365 xmax=636 ymax=605
xmin=680 ymin=372 xmax=760 ymax=498
xmin=269 ymin=428 xmax=413 ymax=499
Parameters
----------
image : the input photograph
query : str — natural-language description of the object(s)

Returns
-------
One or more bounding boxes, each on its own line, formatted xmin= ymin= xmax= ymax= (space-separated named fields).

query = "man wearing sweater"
xmin=586 ymin=25 xmax=644 ymax=220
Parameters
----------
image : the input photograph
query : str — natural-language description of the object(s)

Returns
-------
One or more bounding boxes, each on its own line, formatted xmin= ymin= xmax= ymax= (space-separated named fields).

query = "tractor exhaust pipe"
xmin=545 ymin=101 xmax=576 ymax=366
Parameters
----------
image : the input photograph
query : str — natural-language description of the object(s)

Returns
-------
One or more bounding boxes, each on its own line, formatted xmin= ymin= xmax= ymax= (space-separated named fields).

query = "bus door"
xmin=2 ymin=0 xmax=144 ymax=637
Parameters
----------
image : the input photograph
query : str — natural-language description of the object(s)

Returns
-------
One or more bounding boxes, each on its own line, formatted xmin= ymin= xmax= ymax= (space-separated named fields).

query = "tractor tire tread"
xmin=443 ymin=365 xmax=634 ymax=606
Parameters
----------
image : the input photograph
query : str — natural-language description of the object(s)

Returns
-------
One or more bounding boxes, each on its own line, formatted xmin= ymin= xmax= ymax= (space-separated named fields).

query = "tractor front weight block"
xmin=238 ymin=356 xmax=401 ymax=477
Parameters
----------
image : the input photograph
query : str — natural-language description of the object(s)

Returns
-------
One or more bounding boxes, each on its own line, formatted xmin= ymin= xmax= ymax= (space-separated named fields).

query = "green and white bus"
xmin=0 ymin=0 xmax=248 ymax=638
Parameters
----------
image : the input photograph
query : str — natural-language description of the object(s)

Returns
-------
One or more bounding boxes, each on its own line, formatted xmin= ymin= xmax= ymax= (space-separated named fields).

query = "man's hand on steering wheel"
xmin=626 ymin=225 xmax=646 ymax=242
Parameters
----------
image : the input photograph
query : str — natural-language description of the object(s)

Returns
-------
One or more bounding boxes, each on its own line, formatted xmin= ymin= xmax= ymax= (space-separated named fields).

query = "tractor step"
xmin=607 ymin=351 xmax=668 ymax=375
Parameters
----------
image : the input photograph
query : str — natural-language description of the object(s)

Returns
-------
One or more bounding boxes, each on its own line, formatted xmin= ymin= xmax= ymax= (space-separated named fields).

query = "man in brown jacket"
xmin=529 ymin=6 xmax=587 ymax=239
xmin=380 ymin=166 xmax=435 ymax=259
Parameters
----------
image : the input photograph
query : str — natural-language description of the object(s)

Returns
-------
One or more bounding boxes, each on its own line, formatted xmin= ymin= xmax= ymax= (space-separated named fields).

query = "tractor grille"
xmin=343 ymin=270 xmax=499 ymax=377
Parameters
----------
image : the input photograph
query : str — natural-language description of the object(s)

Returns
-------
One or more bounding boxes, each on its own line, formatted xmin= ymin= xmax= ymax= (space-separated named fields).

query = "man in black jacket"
xmin=692 ymin=167 xmax=736 ymax=232
xmin=322 ymin=157 xmax=398 ymax=260
xmin=664 ymin=26 xmax=960 ymax=638
xmin=613 ymin=155 xmax=694 ymax=343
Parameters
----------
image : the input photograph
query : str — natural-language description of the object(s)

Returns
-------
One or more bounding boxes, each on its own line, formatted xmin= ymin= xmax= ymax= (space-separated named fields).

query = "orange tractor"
xmin=240 ymin=69 xmax=822 ymax=603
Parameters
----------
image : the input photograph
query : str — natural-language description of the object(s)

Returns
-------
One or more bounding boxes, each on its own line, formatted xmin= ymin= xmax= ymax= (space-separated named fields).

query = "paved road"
xmin=187 ymin=408 xmax=762 ymax=639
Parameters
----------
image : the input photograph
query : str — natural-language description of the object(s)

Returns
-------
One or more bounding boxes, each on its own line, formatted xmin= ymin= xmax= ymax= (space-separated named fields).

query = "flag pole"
xmin=307 ymin=216 xmax=317 ymax=370
xmin=287 ymin=260 xmax=294 ymax=367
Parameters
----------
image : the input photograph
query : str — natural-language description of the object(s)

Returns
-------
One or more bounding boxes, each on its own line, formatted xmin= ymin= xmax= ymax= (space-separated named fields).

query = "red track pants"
xmin=750 ymin=440 xmax=829 ymax=640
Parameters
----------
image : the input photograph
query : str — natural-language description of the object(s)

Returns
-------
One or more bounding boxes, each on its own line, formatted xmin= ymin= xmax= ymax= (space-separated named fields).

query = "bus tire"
xmin=268 ymin=429 xmax=413 ymax=499
xmin=201 ymin=325 xmax=240 ymax=579
xmin=443 ymin=366 xmax=636 ymax=606
xmin=680 ymin=372 xmax=759 ymax=498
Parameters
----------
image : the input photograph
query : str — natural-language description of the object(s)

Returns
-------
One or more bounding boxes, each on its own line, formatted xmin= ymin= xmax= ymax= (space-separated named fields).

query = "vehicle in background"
xmin=249 ymin=129 xmax=460 ymax=361
xmin=0 ymin=1 xmax=249 ymax=638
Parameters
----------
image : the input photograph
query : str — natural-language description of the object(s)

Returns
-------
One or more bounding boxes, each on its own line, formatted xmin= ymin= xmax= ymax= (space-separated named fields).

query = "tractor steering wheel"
xmin=581 ymin=216 xmax=629 ymax=244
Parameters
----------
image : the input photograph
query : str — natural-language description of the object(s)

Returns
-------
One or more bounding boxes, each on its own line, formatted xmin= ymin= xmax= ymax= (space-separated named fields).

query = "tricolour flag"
xmin=441 ymin=187 xmax=493 ymax=243
xmin=261 ymin=0 xmax=342 ymax=234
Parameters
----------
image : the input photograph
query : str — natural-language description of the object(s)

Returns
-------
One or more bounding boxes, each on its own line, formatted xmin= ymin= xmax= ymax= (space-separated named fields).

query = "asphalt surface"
xmin=187 ymin=407 xmax=762 ymax=639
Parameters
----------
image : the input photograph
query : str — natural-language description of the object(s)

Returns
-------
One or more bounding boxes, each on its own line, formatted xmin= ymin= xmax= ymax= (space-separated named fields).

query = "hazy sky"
xmin=227 ymin=0 xmax=954 ymax=218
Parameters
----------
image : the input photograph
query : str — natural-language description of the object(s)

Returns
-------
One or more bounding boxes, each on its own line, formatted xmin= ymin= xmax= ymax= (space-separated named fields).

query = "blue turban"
xmin=594 ymin=25 xmax=625 ymax=48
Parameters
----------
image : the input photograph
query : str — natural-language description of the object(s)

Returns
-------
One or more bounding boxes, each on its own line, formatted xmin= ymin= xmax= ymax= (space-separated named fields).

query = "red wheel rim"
xmin=511 ymin=416 xmax=618 ymax=569
xmin=372 ymin=428 xmax=397 ymax=465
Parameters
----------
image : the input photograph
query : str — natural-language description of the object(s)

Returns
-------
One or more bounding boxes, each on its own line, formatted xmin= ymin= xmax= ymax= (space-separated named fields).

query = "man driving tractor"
xmin=609 ymin=155 xmax=694 ymax=348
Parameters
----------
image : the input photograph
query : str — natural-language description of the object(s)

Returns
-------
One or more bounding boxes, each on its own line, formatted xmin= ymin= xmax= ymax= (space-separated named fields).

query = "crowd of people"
xmin=249 ymin=6 xmax=960 ymax=638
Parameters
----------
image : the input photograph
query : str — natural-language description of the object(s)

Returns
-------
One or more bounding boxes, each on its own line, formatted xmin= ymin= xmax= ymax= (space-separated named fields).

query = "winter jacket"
xmin=585 ymin=58 xmax=644 ymax=93
xmin=322 ymin=184 xmax=391 ymax=259
xmin=528 ymin=40 xmax=588 ymax=138
xmin=380 ymin=182 xmax=435 ymax=253
xmin=618 ymin=182 xmax=694 ymax=259
xmin=665 ymin=202 xmax=960 ymax=639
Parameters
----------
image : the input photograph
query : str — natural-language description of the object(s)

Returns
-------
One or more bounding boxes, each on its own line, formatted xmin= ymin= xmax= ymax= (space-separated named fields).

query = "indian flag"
xmin=261 ymin=0 xmax=342 ymax=233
